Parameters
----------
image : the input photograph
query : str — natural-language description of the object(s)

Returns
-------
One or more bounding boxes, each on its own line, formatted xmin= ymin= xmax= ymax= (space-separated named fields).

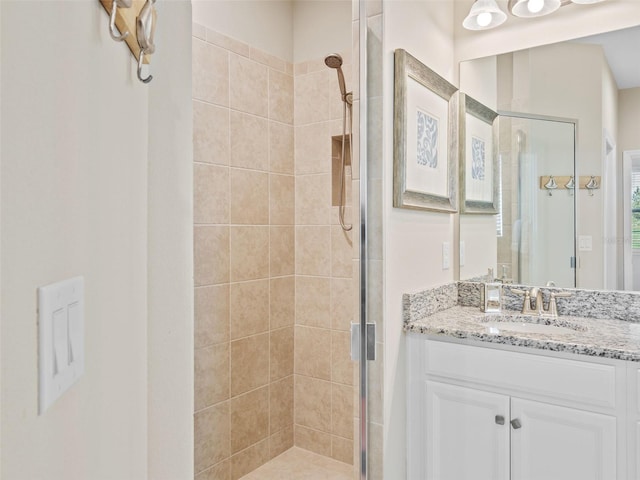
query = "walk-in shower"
xmin=325 ymin=53 xmax=353 ymax=232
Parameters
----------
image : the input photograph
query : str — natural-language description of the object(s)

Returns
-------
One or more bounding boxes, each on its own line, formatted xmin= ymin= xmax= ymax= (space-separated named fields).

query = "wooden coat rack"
xmin=100 ymin=0 xmax=151 ymax=64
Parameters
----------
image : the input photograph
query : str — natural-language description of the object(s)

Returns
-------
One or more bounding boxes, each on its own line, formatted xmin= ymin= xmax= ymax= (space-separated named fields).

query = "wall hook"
xmin=136 ymin=0 xmax=157 ymax=84
xmin=564 ymin=176 xmax=575 ymax=196
xmin=109 ymin=0 xmax=132 ymax=41
xmin=544 ymin=175 xmax=558 ymax=196
xmin=586 ymin=176 xmax=599 ymax=196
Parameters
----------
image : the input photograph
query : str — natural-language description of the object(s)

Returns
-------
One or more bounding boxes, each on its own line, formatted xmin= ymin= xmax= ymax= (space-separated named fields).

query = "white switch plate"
xmin=38 ymin=276 xmax=84 ymax=414
xmin=442 ymin=242 xmax=450 ymax=270
xmin=578 ymin=235 xmax=593 ymax=252
xmin=459 ymin=241 xmax=466 ymax=267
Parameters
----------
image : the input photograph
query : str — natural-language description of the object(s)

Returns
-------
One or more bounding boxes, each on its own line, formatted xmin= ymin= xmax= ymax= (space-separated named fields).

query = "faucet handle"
xmin=510 ymin=288 xmax=527 ymax=295
xmin=546 ymin=291 xmax=572 ymax=317
xmin=510 ymin=288 xmax=534 ymax=315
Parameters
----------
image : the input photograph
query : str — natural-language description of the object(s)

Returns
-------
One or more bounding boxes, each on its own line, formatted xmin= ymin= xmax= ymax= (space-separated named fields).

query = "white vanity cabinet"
xmin=407 ymin=336 xmax=628 ymax=480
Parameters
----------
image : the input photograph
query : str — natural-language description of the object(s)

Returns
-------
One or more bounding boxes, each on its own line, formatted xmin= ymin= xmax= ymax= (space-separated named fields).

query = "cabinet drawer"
xmin=425 ymin=341 xmax=616 ymax=410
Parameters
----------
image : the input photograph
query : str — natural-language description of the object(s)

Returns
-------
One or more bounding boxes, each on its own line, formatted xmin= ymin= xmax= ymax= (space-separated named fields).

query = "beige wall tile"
xmin=270 ymin=175 xmax=294 ymax=226
xmin=193 ymin=23 xmax=206 ymax=41
xmin=270 ymin=327 xmax=294 ymax=381
xmin=195 ymin=163 xmax=229 ymax=225
xmin=269 ymin=375 xmax=293 ymax=432
xmin=331 ymin=226 xmax=353 ymax=278
xmin=269 ymin=425 xmax=294 ymax=459
xmin=194 ymin=101 xmax=230 ymax=165
xmin=269 ymin=70 xmax=294 ymax=124
xmin=270 ymin=226 xmax=294 ymax=277
xmin=230 ymin=169 xmax=269 ymax=225
xmin=193 ymin=39 xmax=229 ymax=106
xmin=230 ymin=386 xmax=269 ymax=453
xmin=195 ymin=226 xmax=229 ymax=286
xmin=332 ymin=384 xmax=354 ymax=439
xmin=368 ymin=343 xmax=383 ymax=425
xmin=294 ymin=71 xmax=331 ymax=126
xmin=195 ymin=459 xmax=230 ymax=480
xmin=331 ymin=330 xmax=353 ymax=386
xmin=251 ymin=48 xmax=286 ymax=71
xmin=294 ymin=62 xmax=308 ymax=76
xmin=230 ymin=280 xmax=269 ymax=340
xmin=295 ymin=276 xmax=330 ymax=328
xmin=195 ymin=285 xmax=230 ymax=348
xmin=229 ymin=226 xmax=269 ymax=282
xmin=269 ymin=122 xmax=294 ymax=175
xmin=331 ymin=436 xmax=354 ymax=465
xmin=195 ymin=402 xmax=230 ymax=474
xmin=294 ymin=425 xmax=331 ymax=457
xmin=270 ymin=276 xmax=295 ymax=329
xmin=295 ymin=174 xmax=331 ymax=225
xmin=369 ymin=422 xmax=383 ymax=480
xmin=230 ymin=333 xmax=269 ymax=396
xmin=294 ymin=326 xmax=330 ymax=380
xmin=230 ymin=54 xmax=268 ymax=117
xmin=205 ymin=29 xmax=251 ymax=58
xmin=295 ymin=123 xmax=331 ymax=175
xmin=230 ymin=112 xmax=269 ymax=171
xmin=294 ymin=375 xmax=331 ymax=432
xmin=295 ymin=226 xmax=330 ymax=276
xmin=195 ymin=344 xmax=230 ymax=412
xmin=230 ymin=439 xmax=270 ymax=480
xmin=331 ymin=278 xmax=353 ymax=331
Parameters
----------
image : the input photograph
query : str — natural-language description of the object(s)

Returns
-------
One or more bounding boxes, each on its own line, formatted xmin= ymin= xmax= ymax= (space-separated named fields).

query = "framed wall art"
xmin=393 ymin=48 xmax=459 ymax=213
xmin=459 ymin=93 xmax=499 ymax=214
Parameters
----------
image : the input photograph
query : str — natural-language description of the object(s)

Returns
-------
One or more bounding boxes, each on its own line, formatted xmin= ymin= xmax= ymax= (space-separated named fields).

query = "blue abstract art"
xmin=471 ymin=137 xmax=485 ymax=180
xmin=416 ymin=109 xmax=438 ymax=168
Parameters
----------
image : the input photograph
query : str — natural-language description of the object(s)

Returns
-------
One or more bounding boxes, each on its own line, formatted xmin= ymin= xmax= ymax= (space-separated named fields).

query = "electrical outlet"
xmin=442 ymin=242 xmax=450 ymax=270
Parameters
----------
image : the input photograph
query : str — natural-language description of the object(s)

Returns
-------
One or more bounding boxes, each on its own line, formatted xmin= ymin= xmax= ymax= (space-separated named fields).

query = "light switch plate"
xmin=578 ymin=235 xmax=593 ymax=252
xmin=38 ymin=276 xmax=84 ymax=414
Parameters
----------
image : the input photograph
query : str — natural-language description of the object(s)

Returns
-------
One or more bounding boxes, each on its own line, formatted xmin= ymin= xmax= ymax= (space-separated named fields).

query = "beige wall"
xmin=619 ymin=88 xmax=640 ymax=155
xmin=1 ymin=2 xmax=193 ymax=479
xmin=292 ymin=1 xmax=352 ymax=63
xmin=192 ymin=24 xmax=296 ymax=479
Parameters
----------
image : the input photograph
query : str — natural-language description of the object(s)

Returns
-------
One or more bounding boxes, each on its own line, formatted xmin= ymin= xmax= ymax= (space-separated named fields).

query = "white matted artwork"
xmin=465 ymin=113 xmax=493 ymax=202
xmin=393 ymin=49 xmax=459 ymax=213
xmin=405 ymin=77 xmax=449 ymax=197
xmin=459 ymin=93 xmax=499 ymax=214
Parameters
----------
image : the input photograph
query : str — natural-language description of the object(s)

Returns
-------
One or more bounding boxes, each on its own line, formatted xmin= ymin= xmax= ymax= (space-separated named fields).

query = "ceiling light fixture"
xmin=462 ymin=0 xmax=507 ymax=31
xmin=509 ymin=0 xmax=561 ymax=18
xmin=463 ymin=0 xmax=607 ymax=31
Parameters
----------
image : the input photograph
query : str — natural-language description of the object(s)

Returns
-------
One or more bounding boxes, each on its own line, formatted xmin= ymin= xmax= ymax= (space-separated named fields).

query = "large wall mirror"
xmin=458 ymin=24 xmax=640 ymax=292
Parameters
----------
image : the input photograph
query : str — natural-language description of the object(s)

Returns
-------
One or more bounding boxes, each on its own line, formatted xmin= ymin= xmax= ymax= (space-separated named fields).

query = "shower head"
xmin=324 ymin=53 xmax=343 ymax=69
xmin=324 ymin=53 xmax=352 ymax=105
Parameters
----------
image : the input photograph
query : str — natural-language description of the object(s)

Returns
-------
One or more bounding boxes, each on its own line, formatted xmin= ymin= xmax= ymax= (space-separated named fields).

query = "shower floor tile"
xmin=239 ymin=447 xmax=353 ymax=480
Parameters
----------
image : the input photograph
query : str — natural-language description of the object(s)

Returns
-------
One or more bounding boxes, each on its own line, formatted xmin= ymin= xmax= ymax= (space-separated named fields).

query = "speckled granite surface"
xmin=404 ymin=281 xmax=640 ymax=362
xmin=405 ymin=306 xmax=640 ymax=362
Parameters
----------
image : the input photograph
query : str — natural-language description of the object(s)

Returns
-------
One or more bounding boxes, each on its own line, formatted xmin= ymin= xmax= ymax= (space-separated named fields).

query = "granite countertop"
xmin=405 ymin=305 xmax=640 ymax=362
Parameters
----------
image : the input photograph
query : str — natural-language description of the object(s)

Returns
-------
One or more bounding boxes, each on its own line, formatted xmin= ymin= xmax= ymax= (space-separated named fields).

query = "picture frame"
xmin=393 ymin=49 xmax=459 ymax=213
xmin=458 ymin=93 xmax=499 ymax=214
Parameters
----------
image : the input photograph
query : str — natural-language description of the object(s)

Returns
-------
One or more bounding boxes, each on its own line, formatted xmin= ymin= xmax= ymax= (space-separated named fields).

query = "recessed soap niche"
xmin=331 ymin=135 xmax=351 ymax=207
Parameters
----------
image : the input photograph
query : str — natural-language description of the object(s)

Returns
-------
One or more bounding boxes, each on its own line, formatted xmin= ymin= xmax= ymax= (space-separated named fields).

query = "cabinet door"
xmin=426 ymin=381 xmax=510 ymax=480
xmin=511 ymin=398 xmax=616 ymax=480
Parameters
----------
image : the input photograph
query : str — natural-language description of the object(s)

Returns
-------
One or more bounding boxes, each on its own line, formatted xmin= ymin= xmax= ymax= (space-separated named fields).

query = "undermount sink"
xmin=479 ymin=314 xmax=587 ymax=336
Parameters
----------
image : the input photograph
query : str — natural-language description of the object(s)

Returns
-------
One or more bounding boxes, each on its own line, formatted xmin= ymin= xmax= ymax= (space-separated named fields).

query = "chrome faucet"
xmin=511 ymin=288 xmax=571 ymax=317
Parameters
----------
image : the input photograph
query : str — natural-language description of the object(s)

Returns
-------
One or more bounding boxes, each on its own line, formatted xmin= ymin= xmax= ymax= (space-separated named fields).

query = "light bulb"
xmin=527 ymin=0 xmax=544 ymax=13
xmin=477 ymin=12 xmax=492 ymax=27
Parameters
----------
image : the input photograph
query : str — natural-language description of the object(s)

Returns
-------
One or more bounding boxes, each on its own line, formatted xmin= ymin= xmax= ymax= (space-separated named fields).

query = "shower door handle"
xmin=350 ymin=323 xmax=376 ymax=361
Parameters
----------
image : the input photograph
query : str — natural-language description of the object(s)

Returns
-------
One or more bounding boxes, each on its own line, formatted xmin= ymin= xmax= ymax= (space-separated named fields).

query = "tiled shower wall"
xmin=192 ymin=24 xmax=296 ymax=479
xmin=192 ymin=23 xmax=359 ymax=479
xmin=292 ymin=54 xmax=356 ymax=465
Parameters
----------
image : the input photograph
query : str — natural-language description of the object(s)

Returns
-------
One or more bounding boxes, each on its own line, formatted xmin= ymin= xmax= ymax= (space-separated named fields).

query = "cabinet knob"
xmin=511 ymin=418 xmax=522 ymax=429
xmin=495 ymin=415 xmax=505 ymax=425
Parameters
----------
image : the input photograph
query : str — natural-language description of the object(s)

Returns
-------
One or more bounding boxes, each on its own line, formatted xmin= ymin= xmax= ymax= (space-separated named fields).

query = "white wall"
xmin=1 ymin=2 xmax=193 ymax=479
xmin=619 ymin=88 xmax=640 ymax=160
xmin=383 ymin=1 xmax=456 ymax=477
xmin=147 ymin=2 xmax=194 ymax=478
xmin=192 ymin=0 xmax=294 ymax=61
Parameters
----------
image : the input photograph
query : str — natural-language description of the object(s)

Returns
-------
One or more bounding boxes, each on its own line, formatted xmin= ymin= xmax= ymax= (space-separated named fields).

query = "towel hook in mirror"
xmin=136 ymin=0 xmax=157 ymax=84
xmin=544 ymin=175 xmax=558 ymax=196
xmin=586 ymin=176 xmax=599 ymax=196
xmin=564 ymin=176 xmax=575 ymax=196
xmin=109 ymin=0 xmax=132 ymax=41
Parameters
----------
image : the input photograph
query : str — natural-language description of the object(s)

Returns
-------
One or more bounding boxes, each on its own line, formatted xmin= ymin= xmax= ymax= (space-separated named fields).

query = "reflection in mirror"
xmin=459 ymin=24 xmax=640 ymax=292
